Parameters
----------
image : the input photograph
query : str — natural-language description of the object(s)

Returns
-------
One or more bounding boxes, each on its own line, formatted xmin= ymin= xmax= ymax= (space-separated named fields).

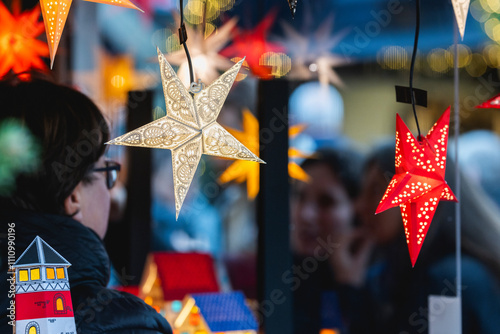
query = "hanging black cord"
xmin=179 ymin=0 xmax=195 ymax=86
xmin=410 ymin=0 xmax=422 ymax=140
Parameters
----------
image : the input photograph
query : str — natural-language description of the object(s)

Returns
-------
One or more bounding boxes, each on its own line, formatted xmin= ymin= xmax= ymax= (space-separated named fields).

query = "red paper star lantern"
xmin=376 ymin=107 xmax=457 ymax=267
xmin=0 ymin=1 xmax=49 ymax=77
xmin=221 ymin=10 xmax=285 ymax=80
xmin=475 ymin=93 xmax=500 ymax=108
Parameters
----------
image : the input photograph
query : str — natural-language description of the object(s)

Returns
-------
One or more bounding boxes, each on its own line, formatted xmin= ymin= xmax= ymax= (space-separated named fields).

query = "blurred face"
xmin=291 ymin=163 xmax=354 ymax=256
xmin=77 ymin=156 xmax=111 ymax=239
xmin=356 ymin=164 xmax=402 ymax=245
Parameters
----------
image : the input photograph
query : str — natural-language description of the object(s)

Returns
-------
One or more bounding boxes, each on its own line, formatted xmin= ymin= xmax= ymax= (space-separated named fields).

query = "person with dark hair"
xmin=0 ymin=76 xmax=172 ymax=333
xmin=290 ymin=147 xmax=371 ymax=334
xmin=337 ymin=141 xmax=500 ymax=334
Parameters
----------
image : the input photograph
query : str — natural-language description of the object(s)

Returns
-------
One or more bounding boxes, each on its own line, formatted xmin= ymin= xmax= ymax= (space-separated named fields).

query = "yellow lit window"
xmin=19 ymin=269 xmax=28 ymax=282
xmin=29 ymin=326 xmax=37 ymax=334
xmin=46 ymin=268 xmax=55 ymax=279
xmin=30 ymin=268 xmax=40 ymax=280
xmin=56 ymin=298 xmax=64 ymax=311
xmin=56 ymin=267 xmax=65 ymax=279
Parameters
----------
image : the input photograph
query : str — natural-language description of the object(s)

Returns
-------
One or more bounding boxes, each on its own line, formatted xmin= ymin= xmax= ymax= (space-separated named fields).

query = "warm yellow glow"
xmin=427 ymin=48 xmax=450 ymax=73
xmin=484 ymin=17 xmax=500 ymax=42
xmin=46 ymin=268 xmax=55 ymax=279
xmin=377 ymin=46 xmax=409 ymax=70
xmin=19 ymin=269 xmax=28 ymax=282
xmin=56 ymin=298 xmax=64 ymax=310
xmin=174 ymin=298 xmax=196 ymax=328
xmin=29 ymin=326 xmax=37 ymax=334
xmin=483 ymin=44 xmax=500 ymax=67
xmin=446 ymin=44 xmax=471 ymax=68
xmin=111 ymin=75 xmax=125 ymax=88
xmin=220 ymin=111 xmax=309 ymax=198
xmin=466 ymin=53 xmax=487 ymax=77
xmin=184 ymin=0 xmax=235 ymax=24
xmin=259 ymin=52 xmax=292 ymax=78
xmin=31 ymin=268 xmax=40 ymax=280
xmin=231 ymin=57 xmax=250 ymax=81
xmin=471 ymin=1 xmax=491 ymax=22
xmin=56 ymin=267 xmax=65 ymax=279
xmin=144 ymin=296 xmax=153 ymax=305
xmin=103 ymin=53 xmax=134 ymax=102
xmin=165 ymin=33 xmax=181 ymax=53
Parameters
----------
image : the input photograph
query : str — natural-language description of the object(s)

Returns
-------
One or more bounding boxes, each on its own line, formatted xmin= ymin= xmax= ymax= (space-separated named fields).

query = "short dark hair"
xmin=300 ymin=147 xmax=362 ymax=199
xmin=0 ymin=75 xmax=109 ymax=214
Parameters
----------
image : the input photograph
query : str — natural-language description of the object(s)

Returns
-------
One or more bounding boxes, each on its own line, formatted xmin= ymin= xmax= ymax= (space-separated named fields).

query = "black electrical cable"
xmin=409 ymin=0 xmax=422 ymax=140
xmin=179 ymin=0 xmax=195 ymax=86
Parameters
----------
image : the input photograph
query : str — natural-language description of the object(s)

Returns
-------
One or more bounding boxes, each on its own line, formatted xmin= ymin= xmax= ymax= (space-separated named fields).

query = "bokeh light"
xmin=446 ymin=44 xmax=472 ymax=68
xmin=483 ymin=43 xmax=500 ymax=67
xmin=377 ymin=46 xmax=409 ymax=70
xmin=259 ymin=52 xmax=292 ymax=78
xmin=427 ymin=48 xmax=451 ymax=73
xmin=466 ymin=53 xmax=488 ymax=76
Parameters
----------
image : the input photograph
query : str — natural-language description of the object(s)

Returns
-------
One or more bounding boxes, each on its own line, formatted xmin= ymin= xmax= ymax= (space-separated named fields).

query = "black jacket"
xmin=0 ymin=210 xmax=172 ymax=334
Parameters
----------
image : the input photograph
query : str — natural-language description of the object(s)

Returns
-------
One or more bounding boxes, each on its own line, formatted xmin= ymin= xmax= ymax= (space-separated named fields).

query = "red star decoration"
xmin=221 ymin=10 xmax=285 ymax=80
xmin=475 ymin=93 xmax=500 ymax=108
xmin=0 ymin=0 xmax=49 ymax=77
xmin=376 ymin=107 xmax=457 ymax=267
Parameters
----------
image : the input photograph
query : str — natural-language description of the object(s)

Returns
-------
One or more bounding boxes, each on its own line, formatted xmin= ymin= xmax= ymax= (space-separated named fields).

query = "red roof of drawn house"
xmin=153 ymin=252 xmax=219 ymax=301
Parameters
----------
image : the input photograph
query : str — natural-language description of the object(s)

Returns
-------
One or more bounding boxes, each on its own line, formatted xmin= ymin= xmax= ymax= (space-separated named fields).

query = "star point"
xmin=376 ymin=107 xmax=457 ymax=266
xmin=108 ymin=49 xmax=264 ymax=218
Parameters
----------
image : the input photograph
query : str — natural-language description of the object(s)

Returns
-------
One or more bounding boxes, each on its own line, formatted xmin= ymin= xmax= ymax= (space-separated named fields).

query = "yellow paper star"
xmin=40 ymin=0 xmax=143 ymax=68
xmin=107 ymin=48 xmax=264 ymax=218
xmin=219 ymin=111 xmax=309 ymax=199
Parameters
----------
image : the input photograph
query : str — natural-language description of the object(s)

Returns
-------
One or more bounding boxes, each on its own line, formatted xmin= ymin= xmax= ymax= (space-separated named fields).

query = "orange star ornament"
xmin=376 ymin=107 xmax=457 ymax=267
xmin=0 ymin=1 xmax=49 ymax=77
xmin=219 ymin=110 xmax=309 ymax=199
xmin=40 ymin=0 xmax=142 ymax=68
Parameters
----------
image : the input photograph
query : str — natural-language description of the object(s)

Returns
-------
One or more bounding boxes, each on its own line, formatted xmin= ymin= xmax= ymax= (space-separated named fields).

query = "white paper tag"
xmin=428 ymin=295 xmax=462 ymax=334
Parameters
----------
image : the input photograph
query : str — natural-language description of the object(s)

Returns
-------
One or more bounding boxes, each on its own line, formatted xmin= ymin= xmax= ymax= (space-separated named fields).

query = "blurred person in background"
xmin=335 ymin=142 xmax=500 ymax=334
xmin=290 ymin=147 xmax=371 ymax=334
xmin=457 ymin=129 xmax=500 ymax=211
xmin=0 ymin=75 xmax=172 ymax=334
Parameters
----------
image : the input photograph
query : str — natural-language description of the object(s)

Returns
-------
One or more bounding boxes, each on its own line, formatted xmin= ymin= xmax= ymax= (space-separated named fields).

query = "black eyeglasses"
xmin=93 ymin=160 xmax=121 ymax=189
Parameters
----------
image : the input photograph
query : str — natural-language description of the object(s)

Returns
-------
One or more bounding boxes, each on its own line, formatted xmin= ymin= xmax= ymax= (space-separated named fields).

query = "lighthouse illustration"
xmin=13 ymin=236 xmax=76 ymax=334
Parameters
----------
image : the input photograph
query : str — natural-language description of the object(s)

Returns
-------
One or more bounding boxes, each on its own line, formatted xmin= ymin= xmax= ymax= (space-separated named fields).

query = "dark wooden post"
xmin=105 ymin=90 xmax=152 ymax=286
xmin=257 ymin=79 xmax=293 ymax=334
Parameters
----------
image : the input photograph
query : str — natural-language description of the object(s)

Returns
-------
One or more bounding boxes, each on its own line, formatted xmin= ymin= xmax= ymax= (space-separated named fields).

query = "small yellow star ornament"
xmin=107 ymin=48 xmax=264 ymax=218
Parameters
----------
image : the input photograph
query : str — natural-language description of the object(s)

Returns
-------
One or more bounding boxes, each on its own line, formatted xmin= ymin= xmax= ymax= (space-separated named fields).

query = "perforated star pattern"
xmin=475 ymin=93 xmax=500 ymax=109
xmin=40 ymin=0 xmax=142 ymax=68
xmin=108 ymin=49 xmax=264 ymax=218
xmin=376 ymin=107 xmax=457 ymax=266
xmin=452 ymin=0 xmax=470 ymax=40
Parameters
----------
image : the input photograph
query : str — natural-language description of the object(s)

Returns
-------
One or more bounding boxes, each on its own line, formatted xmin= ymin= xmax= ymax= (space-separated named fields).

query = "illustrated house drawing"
xmin=13 ymin=236 xmax=76 ymax=334
xmin=174 ymin=291 xmax=258 ymax=334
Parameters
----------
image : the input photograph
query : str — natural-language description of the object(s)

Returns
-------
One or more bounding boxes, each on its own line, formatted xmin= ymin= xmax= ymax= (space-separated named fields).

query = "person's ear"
xmin=63 ymin=182 xmax=83 ymax=222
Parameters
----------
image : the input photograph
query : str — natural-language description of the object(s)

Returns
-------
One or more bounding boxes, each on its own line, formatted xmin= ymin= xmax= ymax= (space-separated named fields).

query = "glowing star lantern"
xmin=0 ymin=1 xmax=49 ymax=77
xmin=221 ymin=11 xmax=285 ymax=80
xmin=219 ymin=110 xmax=308 ymax=199
xmin=13 ymin=236 xmax=76 ymax=334
xmin=452 ymin=0 xmax=470 ymax=40
xmin=40 ymin=0 xmax=142 ymax=68
xmin=164 ymin=17 xmax=238 ymax=88
xmin=475 ymin=93 xmax=500 ymax=108
xmin=376 ymin=107 xmax=457 ymax=267
xmin=279 ymin=15 xmax=350 ymax=87
xmin=107 ymin=49 xmax=264 ymax=218
xmin=287 ymin=0 xmax=298 ymax=18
